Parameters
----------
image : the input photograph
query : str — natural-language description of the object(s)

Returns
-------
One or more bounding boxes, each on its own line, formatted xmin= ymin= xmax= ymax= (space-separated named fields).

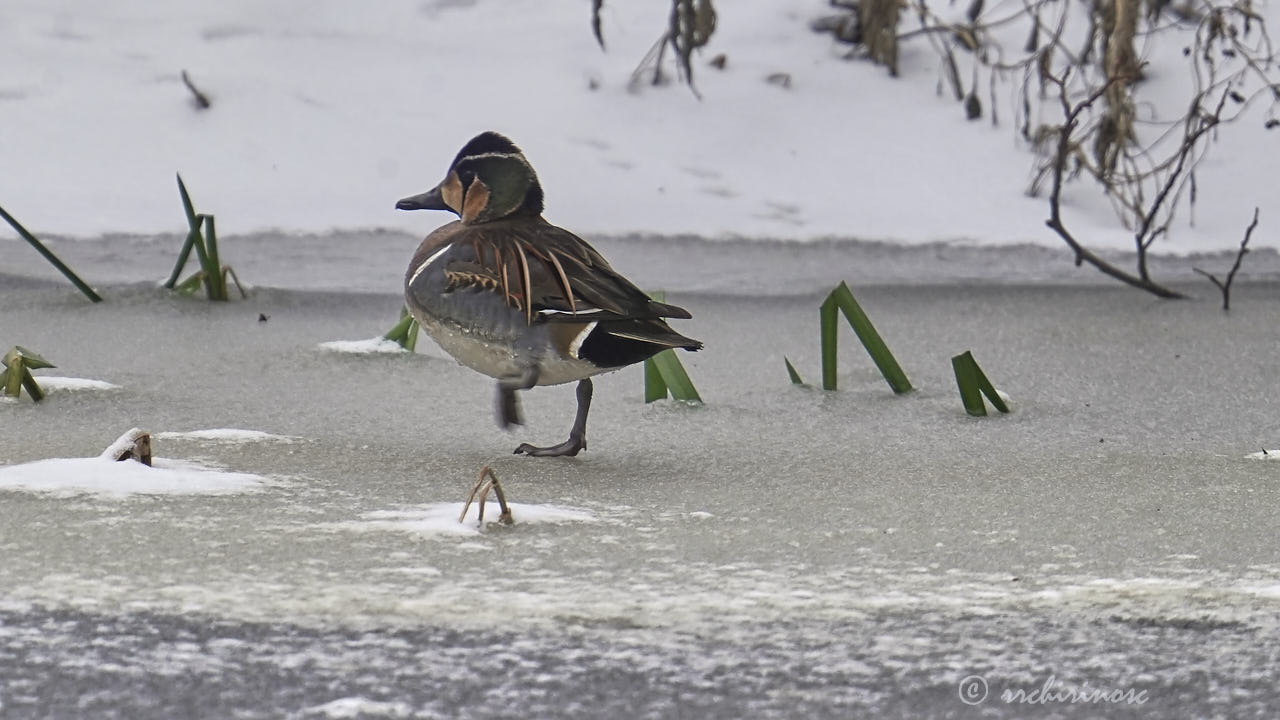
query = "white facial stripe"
xmin=465 ymin=152 xmax=521 ymax=161
xmin=459 ymin=152 xmax=534 ymax=174
xmin=568 ymin=321 xmax=599 ymax=360
xmin=409 ymin=244 xmax=452 ymax=287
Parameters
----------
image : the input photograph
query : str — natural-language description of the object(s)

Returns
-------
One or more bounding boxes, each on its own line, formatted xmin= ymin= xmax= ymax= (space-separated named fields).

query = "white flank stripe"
xmin=539 ymin=307 xmax=606 ymax=316
xmin=568 ymin=321 xmax=598 ymax=359
xmin=409 ymin=244 xmax=452 ymax=287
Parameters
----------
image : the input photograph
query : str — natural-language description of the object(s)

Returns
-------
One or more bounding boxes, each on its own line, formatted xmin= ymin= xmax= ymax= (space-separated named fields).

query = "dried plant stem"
xmin=459 ymin=466 xmax=514 ymax=526
xmin=1043 ymin=71 xmax=1187 ymax=299
xmin=181 ymin=70 xmax=211 ymax=109
xmin=1194 ymin=207 xmax=1260 ymax=311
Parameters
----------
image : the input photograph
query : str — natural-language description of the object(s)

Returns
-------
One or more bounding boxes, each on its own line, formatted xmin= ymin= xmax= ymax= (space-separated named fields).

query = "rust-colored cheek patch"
xmin=461 ymin=178 xmax=491 ymax=224
xmin=441 ymin=171 xmax=464 ymax=213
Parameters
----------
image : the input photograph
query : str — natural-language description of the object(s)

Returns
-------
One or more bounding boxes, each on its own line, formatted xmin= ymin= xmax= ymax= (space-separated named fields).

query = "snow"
xmin=98 ymin=427 xmax=149 ymax=461
xmin=32 ymin=376 xmax=121 ymax=392
xmin=1 ymin=0 xmax=1275 ymax=252
xmin=298 ymin=698 xmax=414 ymax=719
xmin=156 ymin=428 xmax=302 ymax=443
xmin=318 ymin=337 xmax=408 ymax=355
xmin=3 ymin=371 xmax=121 ymax=394
xmin=0 ymin=456 xmax=267 ymax=497
xmin=336 ymin=503 xmax=599 ymax=538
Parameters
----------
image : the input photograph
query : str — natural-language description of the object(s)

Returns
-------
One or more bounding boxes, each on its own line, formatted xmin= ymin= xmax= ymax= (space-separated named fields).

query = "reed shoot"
xmin=1 ymin=346 xmax=55 ymax=402
xmin=383 ymin=307 xmax=420 ymax=351
xmin=166 ymin=175 xmax=246 ymax=301
xmin=820 ymin=281 xmax=911 ymax=393
xmin=952 ymin=350 xmax=1010 ymax=416
xmin=0 ymin=204 xmax=102 ymax=303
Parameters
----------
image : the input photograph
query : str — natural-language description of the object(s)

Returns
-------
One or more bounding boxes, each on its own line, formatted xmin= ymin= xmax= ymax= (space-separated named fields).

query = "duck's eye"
xmin=458 ymin=170 xmax=476 ymax=188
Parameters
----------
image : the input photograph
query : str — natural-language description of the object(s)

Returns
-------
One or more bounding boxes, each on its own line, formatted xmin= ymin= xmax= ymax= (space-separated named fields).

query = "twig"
xmin=592 ymin=0 xmax=606 ymax=50
xmin=181 ymin=70 xmax=212 ymax=110
xmin=459 ymin=466 xmax=514 ymax=526
xmin=1193 ymin=207 xmax=1259 ymax=311
xmin=1043 ymin=70 xmax=1187 ymax=299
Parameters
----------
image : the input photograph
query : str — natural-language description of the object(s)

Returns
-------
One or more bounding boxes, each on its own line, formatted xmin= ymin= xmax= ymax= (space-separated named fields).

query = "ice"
xmin=0 ymin=456 xmax=267 ymax=498
xmin=2 ymin=1 xmax=1280 ymax=713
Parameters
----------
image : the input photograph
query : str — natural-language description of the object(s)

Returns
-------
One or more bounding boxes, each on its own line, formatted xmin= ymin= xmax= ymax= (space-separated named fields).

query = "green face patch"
xmin=455 ymin=153 xmax=538 ymax=222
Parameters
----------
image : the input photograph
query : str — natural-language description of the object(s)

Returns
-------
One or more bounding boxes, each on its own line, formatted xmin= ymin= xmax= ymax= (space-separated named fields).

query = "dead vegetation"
xmin=810 ymin=0 xmax=1280 ymax=297
xmin=593 ymin=0 xmax=718 ymax=96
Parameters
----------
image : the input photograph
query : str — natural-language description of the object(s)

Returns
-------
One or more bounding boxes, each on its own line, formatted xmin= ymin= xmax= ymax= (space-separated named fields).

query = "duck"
xmin=395 ymin=131 xmax=702 ymax=457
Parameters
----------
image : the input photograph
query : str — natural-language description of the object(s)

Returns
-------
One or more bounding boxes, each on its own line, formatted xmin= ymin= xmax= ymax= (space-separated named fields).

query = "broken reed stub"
xmin=951 ymin=350 xmax=1010 ymax=417
xmin=2 ymin=346 xmax=55 ymax=402
xmin=460 ymin=466 xmax=513 ymax=526
xmin=104 ymin=428 xmax=153 ymax=467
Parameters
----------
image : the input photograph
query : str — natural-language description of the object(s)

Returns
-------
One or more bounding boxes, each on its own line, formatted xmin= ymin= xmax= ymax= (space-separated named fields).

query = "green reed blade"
xmin=170 ymin=174 xmax=205 ymax=290
xmin=830 ymin=282 xmax=912 ymax=394
xmin=383 ymin=309 xmax=420 ymax=351
xmin=203 ymin=215 xmax=226 ymax=300
xmin=174 ymin=272 xmax=205 ymax=295
xmin=176 ymin=174 xmax=199 ymax=230
xmin=652 ymin=349 xmax=701 ymax=402
xmin=820 ymin=295 xmax=839 ymax=390
xmin=12 ymin=346 xmax=54 ymax=370
xmin=642 ymin=289 xmax=701 ymax=402
xmin=2 ymin=362 xmax=18 ymax=398
xmin=1 ymin=347 xmax=36 ymax=398
xmin=403 ymin=313 xmax=419 ymax=352
xmin=952 ymin=350 xmax=1009 ymax=416
xmin=223 ymin=266 xmax=248 ymax=299
xmin=164 ymin=226 xmax=201 ymax=289
xmin=952 ymin=352 xmax=987 ymax=416
xmin=972 ymin=357 xmax=1009 ymax=413
xmin=644 ymin=355 xmax=668 ymax=403
xmin=20 ymin=368 xmax=45 ymax=402
xmin=0 ymin=203 xmax=103 ymax=303
xmin=784 ymin=356 xmax=805 ymax=385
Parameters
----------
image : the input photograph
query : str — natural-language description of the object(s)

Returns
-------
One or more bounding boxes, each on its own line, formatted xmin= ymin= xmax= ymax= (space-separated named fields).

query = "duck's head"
xmin=396 ymin=131 xmax=544 ymax=224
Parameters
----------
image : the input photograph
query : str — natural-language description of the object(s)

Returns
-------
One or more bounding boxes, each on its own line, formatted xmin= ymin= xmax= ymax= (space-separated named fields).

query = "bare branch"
xmin=1193 ymin=207 xmax=1260 ymax=310
xmin=1043 ymin=69 xmax=1188 ymax=298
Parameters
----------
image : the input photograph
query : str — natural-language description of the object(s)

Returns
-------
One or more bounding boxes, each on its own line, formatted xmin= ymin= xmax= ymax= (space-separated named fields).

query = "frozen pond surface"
xmin=2 ymin=232 xmax=1280 ymax=718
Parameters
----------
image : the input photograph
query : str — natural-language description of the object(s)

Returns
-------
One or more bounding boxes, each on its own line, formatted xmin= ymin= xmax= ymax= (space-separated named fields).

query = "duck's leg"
xmin=514 ymin=378 xmax=592 ymax=457
xmin=495 ymin=366 xmax=539 ymax=429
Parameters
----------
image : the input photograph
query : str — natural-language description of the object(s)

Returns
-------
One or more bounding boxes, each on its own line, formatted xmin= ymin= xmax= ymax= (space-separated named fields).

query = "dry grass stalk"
xmin=459 ymin=466 xmax=514 ymax=526
xmin=861 ymin=0 xmax=903 ymax=75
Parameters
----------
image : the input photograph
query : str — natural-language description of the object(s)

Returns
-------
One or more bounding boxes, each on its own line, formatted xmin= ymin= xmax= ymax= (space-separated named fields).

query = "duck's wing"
xmin=449 ymin=219 xmax=693 ymax=325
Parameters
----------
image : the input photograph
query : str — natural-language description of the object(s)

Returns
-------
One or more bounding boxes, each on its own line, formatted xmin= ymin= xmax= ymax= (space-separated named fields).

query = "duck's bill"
xmin=395 ymin=187 xmax=448 ymax=211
